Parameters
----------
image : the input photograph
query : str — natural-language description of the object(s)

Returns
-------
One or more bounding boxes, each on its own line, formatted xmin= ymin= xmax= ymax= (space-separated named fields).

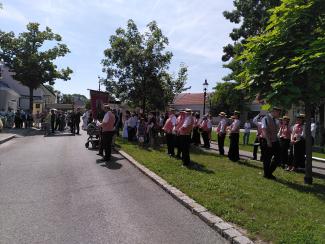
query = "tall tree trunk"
xmin=142 ymin=96 xmax=146 ymax=114
xmin=304 ymin=101 xmax=313 ymax=184
xmin=29 ymin=87 xmax=34 ymax=114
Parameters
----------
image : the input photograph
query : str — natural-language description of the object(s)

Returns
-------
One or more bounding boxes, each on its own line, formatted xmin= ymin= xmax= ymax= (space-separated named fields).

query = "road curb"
xmin=117 ymin=149 xmax=254 ymax=244
xmin=0 ymin=135 xmax=16 ymax=145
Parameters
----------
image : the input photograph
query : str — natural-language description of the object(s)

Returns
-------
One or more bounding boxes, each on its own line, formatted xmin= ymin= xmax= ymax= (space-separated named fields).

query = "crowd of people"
xmin=0 ymin=108 xmax=83 ymax=136
xmin=85 ymin=105 xmax=315 ymax=181
xmin=0 ymin=109 xmax=34 ymax=129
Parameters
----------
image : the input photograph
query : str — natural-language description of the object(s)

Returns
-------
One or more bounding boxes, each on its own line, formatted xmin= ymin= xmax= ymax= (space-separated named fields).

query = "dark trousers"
xmin=166 ymin=133 xmax=175 ymax=156
xmin=51 ymin=120 xmax=55 ymax=133
xmin=74 ymin=121 xmax=80 ymax=134
xmin=293 ymin=139 xmax=306 ymax=168
xmin=228 ymin=133 xmax=239 ymax=161
xmin=99 ymin=130 xmax=103 ymax=154
xmin=261 ymin=139 xmax=281 ymax=178
xmin=176 ymin=135 xmax=182 ymax=158
xmin=180 ymin=135 xmax=191 ymax=165
xmin=102 ymin=131 xmax=114 ymax=160
xmin=280 ymin=138 xmax=290 ymax=166
xmin=192 ymin=127 xmax=200 ymax=145
xmin=201 ymin=131 xmax=210 ymax=148
xmin=217 ymin=133 xmax=226 ymax=155
xmin=127 ymin=127 xmax=135 ymax=141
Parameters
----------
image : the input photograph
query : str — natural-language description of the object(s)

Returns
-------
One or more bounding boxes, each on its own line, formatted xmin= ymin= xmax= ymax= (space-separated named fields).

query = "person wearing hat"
xmin=179 ymin=108 xmax=194 ymax=166
xmin=290 ymin=114 xmax=306 ymax=170
xmin=260 ymin=106 xmax=281 ymax=179
xmin=199 ymin=114 xmax=210 ymax=148
xmin=216 ymin=112 xmax=227 ymax=155
xmin=228 ymin=111 xmax=241 ymax=161
xmin=278 ymin=116 xmax=292 ymax=168
xmin=174 ymin=109 xmax=186 ymax=159
xmin=98 ymin=105 xmax=116 ymax=163
xmin=163 ymin=108 xmax=177 ymax=156
xmin=191 ymin=112 xmax=201 ymax=146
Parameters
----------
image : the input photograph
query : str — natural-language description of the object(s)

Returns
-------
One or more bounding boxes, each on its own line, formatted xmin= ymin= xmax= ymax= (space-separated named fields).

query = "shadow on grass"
xmin=187 ymin=161 xmax=215 ymax=174
xmin=276 ymin=178 xmax=325 ymax=201
xmin=237 ymin=160 xmax=263 ymax=170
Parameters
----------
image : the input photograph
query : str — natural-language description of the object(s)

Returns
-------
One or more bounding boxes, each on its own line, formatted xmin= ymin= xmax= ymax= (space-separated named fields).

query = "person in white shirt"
xmin=311 ymin=118 xmax=316 ymax=145
xmin=261 ymin=107 xmax=281 ymax=179
xmin=216 ymin=112 xmax=227 ymax=155
xmin=243 ymin=120 xmax=251 ymax=145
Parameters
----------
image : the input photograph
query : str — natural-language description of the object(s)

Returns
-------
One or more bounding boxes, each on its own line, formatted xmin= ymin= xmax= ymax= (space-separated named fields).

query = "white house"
xmin=0 ymin=63 xmax=57 ymax=113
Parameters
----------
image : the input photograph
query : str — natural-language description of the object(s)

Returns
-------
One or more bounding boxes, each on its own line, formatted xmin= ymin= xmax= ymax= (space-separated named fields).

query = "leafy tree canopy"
xmin=0 ymin=22 xmax=72 ymax=112
xmin=236 ymin=0 xmax=325 ymax=184
xmin=210 ymin=81 xmax=247 ymax=116
xmin=101 ymin=19 xmax=188 ymax=112
xmin=222 ymin=0 xmax=281 ymax=82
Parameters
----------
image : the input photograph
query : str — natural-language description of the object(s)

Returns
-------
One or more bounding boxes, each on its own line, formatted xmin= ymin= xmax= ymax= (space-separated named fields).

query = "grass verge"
xmin=117 ymin=138 xmax=325 ymax=243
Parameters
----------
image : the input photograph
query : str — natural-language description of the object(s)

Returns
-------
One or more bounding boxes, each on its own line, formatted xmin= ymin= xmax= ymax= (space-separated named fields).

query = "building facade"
xmin=0 ymin=63 xmax=57 ymax=113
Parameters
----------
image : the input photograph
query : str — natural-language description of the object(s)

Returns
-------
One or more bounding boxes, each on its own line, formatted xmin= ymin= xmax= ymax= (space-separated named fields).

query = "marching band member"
xmin=216 ymin=112 xmax=227 ymax=155
xmin=191 ymin=113 xmax=201 ymax=146
xmin=163 ymin=108 xmax=177 ymax=156
xmin=261 ymin=107 xmax=281 ymax=179
xmin=179 ymin=108 xmax=194 ymax=166
xmin=174 ymin=109 xmax=186 ymax=159
xmin=291 ymin=114 xmax=306 ymax=170
xmin=199 ymin=115 xmax=210 ymax=148
xmin=278 ymin=116 xmax=292 ymax=168
xmin=228 ymin=111 xmax=241 ymax=162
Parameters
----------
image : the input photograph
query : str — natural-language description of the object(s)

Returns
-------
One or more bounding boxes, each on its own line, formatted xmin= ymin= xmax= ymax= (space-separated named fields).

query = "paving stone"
xmin=233 ymin=235 xmax=254 ymax=244
xmin=213 ymin=222 xmax=233 ymax=234
xmin=198 ymin=211 xmax=223 ymax=226
xmin=223 ymin=228 xmax=242 ymax=240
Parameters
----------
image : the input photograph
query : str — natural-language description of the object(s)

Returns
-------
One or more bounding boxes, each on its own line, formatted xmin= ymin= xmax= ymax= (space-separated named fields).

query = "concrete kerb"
xmin=0 ymin=135 xmax=16 ymax=145
xmin=117 ymin=149 xmax=255 ymax=244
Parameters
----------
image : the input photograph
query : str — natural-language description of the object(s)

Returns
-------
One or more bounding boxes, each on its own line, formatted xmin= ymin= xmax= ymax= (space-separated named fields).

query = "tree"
xmin=61 ymin=94 xmax=74 ymax=104
xmin=210 ymin=82 xmax=247 ymax=116
xmin=236 ymin=0 xmax=325 ymax=184
xmin=0 ymin=22 xmax=72 ymax=112
xmin=101 ymin=19 xmax=188 ymax=112
xmin=222 ymin=0 xmax=281 ymax=82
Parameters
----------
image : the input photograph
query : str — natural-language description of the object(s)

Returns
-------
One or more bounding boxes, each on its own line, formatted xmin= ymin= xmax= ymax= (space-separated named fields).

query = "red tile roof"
xmin=173 ymin=93 xmax=210 ymax=105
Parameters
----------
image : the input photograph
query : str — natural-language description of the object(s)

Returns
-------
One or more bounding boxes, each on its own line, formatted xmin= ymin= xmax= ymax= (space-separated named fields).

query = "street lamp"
xmin=203 ymin=79 xmax=209 ymax=115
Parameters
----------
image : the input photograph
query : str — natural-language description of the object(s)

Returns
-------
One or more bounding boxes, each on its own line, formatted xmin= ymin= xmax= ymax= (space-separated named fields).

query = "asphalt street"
xmin=0 ymin=132 xmax=227 ymax=244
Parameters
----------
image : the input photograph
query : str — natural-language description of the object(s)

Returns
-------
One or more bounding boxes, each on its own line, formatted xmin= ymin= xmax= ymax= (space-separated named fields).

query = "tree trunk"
xmin=142 ymin=96 xmax=146 ymax=114
xmin=304 ymin=102 xmax=313 ymax=184
xmin=29 ymin=87 xmax=34 ymax=114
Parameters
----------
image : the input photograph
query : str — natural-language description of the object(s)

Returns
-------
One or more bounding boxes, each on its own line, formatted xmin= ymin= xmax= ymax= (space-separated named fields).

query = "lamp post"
xmin=203 ymin=79 xmax=209 ymax=115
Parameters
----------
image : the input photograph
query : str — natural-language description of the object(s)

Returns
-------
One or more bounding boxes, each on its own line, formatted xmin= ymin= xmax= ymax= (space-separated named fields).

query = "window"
xmin=35 ymin=104 xmax=40 ymax=109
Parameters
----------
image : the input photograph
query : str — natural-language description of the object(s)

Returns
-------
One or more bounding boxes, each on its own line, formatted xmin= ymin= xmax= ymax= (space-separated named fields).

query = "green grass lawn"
xmin=117 ymin=138 xmax=325 ymax=244
xmin=211 ymin=131 xmax=325 ymax=159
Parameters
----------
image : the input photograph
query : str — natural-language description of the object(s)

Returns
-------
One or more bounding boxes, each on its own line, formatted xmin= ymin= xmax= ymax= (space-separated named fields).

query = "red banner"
xmin=89 ymin=90 xmax=110 ymax=120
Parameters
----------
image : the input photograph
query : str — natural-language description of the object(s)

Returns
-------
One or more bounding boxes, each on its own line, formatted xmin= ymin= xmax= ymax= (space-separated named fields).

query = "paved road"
xmin=0 ymin=133 xmax=226 ymax=244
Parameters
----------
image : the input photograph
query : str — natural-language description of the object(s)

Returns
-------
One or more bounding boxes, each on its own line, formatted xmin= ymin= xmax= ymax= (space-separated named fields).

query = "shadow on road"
xmin=96 ymin=155 xmax=123 ymax=170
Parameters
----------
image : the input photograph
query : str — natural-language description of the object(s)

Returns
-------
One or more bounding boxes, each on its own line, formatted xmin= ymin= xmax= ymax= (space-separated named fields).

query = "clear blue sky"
xmin=0 ymin=0 xmax=237 ymax=98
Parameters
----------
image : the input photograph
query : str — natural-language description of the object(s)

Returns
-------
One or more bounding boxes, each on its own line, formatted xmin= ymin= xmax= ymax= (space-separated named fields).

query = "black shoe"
xmin=97 ymin=153 xmax=103 ymax=156
xmin=268 ymin=175 xmax=277 ymax=180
